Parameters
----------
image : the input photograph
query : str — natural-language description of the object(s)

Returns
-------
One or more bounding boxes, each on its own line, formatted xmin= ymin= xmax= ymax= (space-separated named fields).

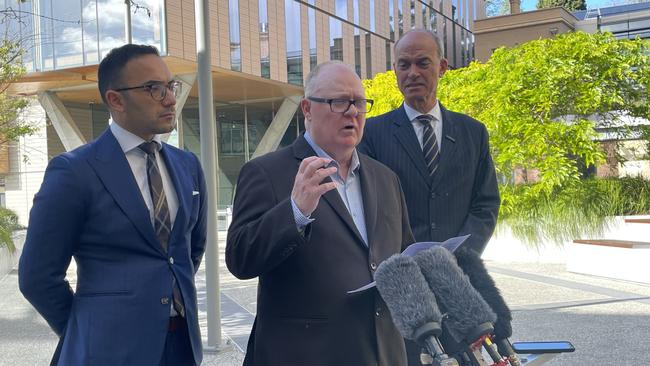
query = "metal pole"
xmin=125 ymin=0 xmax=132 ymax=43
xmin=195 ymin=0 xmax=221 ymax=350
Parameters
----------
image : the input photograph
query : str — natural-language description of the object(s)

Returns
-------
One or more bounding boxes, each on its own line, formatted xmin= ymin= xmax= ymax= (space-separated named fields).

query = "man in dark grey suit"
xmin=227 ymin=61 xmax=414 ymax=365
xmin=358 ymin=30 xmax=500 ymax=363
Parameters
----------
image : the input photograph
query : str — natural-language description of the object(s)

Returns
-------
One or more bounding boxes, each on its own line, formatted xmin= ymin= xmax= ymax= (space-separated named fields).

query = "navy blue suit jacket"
xmin=19 ymin=129 xmax=207 ymax=365
xmin=358 ymin=104 xmax=499 ymax=253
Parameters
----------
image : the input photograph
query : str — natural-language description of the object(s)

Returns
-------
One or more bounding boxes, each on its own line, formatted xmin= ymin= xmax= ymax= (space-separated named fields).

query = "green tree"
xmin=536 ymin=0 xmax=587 ymax=11
xmin=364 ymin=31 xmax=650 ymax=244
xmin=485 ymin=0 xmax=511 ymax=17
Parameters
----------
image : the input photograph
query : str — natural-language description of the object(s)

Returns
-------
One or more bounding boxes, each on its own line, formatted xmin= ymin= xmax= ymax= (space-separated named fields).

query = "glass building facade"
xmin=3 ymin=0 xmax=480 ymax=210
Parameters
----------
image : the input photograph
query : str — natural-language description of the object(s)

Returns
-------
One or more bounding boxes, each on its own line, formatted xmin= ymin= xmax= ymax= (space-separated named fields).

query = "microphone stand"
xmin=413 ymin=323 xmax=459 ymax=366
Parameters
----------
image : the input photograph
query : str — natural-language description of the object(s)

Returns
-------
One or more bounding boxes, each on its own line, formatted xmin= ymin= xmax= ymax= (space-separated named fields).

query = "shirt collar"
xmin=109 ymin=118 xmax=163 ymax=153
xmin=304 ymin=131 xmax=360 ymax=174
xmin=403 ymin=100 xmax=442 ymax=123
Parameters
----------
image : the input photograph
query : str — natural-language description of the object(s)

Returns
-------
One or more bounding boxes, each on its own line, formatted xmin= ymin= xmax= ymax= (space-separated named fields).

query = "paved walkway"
xmin=2 ymin=233 xmax=650 ymax=365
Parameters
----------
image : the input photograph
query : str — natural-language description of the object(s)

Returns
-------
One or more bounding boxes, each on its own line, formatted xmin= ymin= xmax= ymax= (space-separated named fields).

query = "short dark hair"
xmin=97 ymin=44 xmax=160 ymax=105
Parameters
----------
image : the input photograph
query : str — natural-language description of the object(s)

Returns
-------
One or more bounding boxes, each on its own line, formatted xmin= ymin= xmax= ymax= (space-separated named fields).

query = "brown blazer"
xmin=226 ymin=135 xmax=415 ymax=366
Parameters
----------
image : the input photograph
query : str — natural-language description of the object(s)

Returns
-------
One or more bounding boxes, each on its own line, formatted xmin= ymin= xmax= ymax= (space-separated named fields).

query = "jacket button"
xmin=370 ymin=262 xmax=377 ymax=270
xmin=375 ymin=307 xmax=381 ymax=317
xmin=161 ymin=297 xmax=170 ymax=305
xmin=430 ymin=222 xmax=436 ymax=230
xmin=169 ymin=257 xmax=174 ymax=265
xmin=430 ymin=192 xmax=437 ymax=198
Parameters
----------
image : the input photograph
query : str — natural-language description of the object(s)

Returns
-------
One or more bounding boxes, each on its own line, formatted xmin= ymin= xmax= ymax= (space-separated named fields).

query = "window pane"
xmin=52 ymin=0 xmax=83 ymax=68
xmin=285 ymin=0 xmax=302 ymax=85
xmin=259 ymin=0 xmax=270 ymax=78
xmin=230 ymin=0 xmax=241 ymax=71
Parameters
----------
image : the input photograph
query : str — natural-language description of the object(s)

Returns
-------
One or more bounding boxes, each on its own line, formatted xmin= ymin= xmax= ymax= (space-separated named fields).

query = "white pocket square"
xmin=192 ymin=191 xmax=200 ymax=196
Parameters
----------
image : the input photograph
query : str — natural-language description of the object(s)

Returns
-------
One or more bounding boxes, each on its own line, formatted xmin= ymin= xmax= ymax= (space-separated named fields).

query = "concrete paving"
xmin=2 ymin=233 xmax=650 ymax=365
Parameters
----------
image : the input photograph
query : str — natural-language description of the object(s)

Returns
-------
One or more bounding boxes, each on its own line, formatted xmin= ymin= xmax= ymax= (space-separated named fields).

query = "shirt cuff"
xmin=291 ymin=197 xmax=314 ymax=231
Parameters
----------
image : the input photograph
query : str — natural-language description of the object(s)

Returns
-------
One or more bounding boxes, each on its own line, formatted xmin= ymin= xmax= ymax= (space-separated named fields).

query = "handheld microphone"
xmin=454 ymin=247 xmax=521 ymax=366
xmin=374 ymin=254 xmax=459 ymax=366
xmin=414 ymin=247 xmax=502 ymax=366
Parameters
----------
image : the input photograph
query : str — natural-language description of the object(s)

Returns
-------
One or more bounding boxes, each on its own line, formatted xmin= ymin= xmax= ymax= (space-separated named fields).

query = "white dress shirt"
xmin=403 ymin=100 xmax=443 ymax=152
xmin=109 ymin=120 xmax=179 ymax=228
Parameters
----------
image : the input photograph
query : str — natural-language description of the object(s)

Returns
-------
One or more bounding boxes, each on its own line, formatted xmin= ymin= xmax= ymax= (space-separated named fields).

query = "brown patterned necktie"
xmin=139 ymin=141 xmax=185 ymax=317
xmin=416 ymin=114 xmax=440 ymax=176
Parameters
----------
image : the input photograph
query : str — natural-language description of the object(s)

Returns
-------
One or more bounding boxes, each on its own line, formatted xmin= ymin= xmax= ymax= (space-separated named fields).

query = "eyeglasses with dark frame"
xmin=113 ymin=80 xmax=182 ymax=101
xmin=307 ymin=96 xmax=374 ymax=114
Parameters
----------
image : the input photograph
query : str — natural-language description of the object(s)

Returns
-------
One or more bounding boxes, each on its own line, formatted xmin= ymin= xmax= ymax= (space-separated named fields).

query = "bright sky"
xmin=520 ymin=0 xmax=626 ymax=11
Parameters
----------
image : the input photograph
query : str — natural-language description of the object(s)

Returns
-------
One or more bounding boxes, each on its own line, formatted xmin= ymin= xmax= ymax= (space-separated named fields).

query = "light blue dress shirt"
xmin=290 ymin=132 xmax=368 ymax=245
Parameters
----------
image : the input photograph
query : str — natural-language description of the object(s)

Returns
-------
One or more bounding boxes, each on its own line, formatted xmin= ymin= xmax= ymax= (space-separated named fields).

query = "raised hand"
xmin=291 ymin=156 xmax=338 ymax=217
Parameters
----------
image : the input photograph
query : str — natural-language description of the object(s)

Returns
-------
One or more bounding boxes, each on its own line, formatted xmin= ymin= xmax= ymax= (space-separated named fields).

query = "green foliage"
xmin=438 ymin=31 xmax=649 ymax=211
xmin=500 ymin=177 xmax=650 ymax=245
xmin=536 ymin=0 xmax=586 ymax=11
xmin=0 ymin=207 xmax=21 ymax=252
xmin=363 ymin=32 xmax=650 ymax=245
xmin=0 ymin=38 xmax=33 ymax=146
xmin=485 ymin=0 xmax=511 ymax=17
xmin=363 ymin=72 xmax=403 ymax=117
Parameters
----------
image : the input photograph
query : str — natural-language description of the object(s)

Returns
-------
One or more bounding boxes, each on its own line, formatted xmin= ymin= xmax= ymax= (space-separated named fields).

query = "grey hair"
xmin=304 ymin=61 xmax=357 ymax=98
xmin=394 ymin=28 xmax=444 ymax=59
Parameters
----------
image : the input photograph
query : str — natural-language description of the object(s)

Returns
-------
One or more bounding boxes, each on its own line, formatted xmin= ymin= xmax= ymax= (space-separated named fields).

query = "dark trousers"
xmin=159 ymin=317 xmax=196 ymax=366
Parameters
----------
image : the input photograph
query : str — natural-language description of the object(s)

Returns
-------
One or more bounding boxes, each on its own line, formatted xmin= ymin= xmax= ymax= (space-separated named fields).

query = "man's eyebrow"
xmin=141 ymin=79 xmax=165 ymax=85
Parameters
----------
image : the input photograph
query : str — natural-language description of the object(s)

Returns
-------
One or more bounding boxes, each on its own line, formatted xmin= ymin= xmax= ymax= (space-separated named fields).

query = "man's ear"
xmin=105 ymin=90 xmax=126 ymax=113
xmin=300 ymin=97 xmax=311 ymax=121
xmin=439 ymin=58 xmax=449 ymax=78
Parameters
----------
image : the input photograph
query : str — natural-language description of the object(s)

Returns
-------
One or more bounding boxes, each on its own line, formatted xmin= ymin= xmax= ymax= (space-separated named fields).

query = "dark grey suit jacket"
xmin=358 ymin=104 xmax=500 ymax=254
xmin=226 ymin=135 xmax=415 ymax=366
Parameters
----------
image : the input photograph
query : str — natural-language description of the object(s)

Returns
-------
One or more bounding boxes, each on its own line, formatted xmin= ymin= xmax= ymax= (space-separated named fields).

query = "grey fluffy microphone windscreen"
xmin=374 ymin=254 xmax=443 ymax=340
xmin=454 ymin=247 xmax=512 ymax=340
xmin=414 ymin=246 xmax=496 ymax=343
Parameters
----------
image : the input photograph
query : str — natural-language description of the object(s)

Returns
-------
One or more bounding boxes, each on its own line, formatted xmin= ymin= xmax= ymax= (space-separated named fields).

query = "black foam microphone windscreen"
xmin=454 ymin=247 xmax=513 ymax=340
xmin=414 ymin=246 xmax=496 ymax=343
xmin=374 ymin=254 xmax=443 ymax=340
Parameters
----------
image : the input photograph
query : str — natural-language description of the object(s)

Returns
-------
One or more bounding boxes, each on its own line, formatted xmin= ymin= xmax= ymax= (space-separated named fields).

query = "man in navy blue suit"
xmin=358 ymin=30 xmax=500 ymax=364
xmin=19 ymin=44 xmax=207 ymax=366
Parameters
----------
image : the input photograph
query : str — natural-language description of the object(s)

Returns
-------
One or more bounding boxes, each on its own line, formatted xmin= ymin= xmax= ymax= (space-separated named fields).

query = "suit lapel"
xmin=88 ymin=130 xmax=163 ymax=254
xmin=392 ymin=105 xmax=432 ymax=185
xmin=429 ymin=104 xmax=459 ymax=191
xmin=159 ymin=145 xmax=190 ymax=244
xmin=358 ymin=155 xmax=377 ymax=249
xmin=292 ymin=136 xmax=367 ymax=247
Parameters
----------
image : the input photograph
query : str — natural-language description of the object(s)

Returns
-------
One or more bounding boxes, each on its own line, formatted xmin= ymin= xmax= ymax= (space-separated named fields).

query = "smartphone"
xmin=511 ymin=341 xmax=575 ymax=354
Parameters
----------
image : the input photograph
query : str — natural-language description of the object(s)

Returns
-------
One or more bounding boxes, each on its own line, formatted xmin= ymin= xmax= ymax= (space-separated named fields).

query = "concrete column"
xmin=37 ymin=91 xmax=86 ymax=151
xmin=251 ymin=95 xmax=301 ymax=159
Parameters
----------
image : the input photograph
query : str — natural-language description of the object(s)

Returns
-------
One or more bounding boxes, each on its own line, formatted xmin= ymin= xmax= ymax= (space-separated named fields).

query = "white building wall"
xmin=5 ymin=100 xmax=49 ymax=227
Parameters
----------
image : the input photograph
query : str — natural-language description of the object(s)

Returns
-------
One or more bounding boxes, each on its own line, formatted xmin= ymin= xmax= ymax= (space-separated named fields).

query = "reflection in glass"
xmin=230 ymin=0 xmax=241 ymax=71
xmin=82 ymin=0 xmax=99 ymax=64
xmin=53 ymin=1 xmax=83 ymax=68
xmin=365 ymin=33 xmax=371 ymax=78
xmin=410 ymin=0 xmax=415 ymax=30
xmin=335 ymin=0 xmax=347 ymax=19
xmin=285 ymin=0 xmax=302 ymax=85
xmin=369 ymin=0 xmax=375 ymax=32
xmin=259 ymin=0 xmax=270 ymax=78
xmin=308 ymin=0 xmax=317 ymax=70
xmin=353 ymin=0 xmax=360 ymax=75
xmin=329 ymin=18 xmax=343 ymax=61
xmin=388 ymin=0 xmax=395 ymax=40
xmin=398 ymin=0 xmax=403 ymax=37
xmin=97 ymin=0 xmax=125 ymax=60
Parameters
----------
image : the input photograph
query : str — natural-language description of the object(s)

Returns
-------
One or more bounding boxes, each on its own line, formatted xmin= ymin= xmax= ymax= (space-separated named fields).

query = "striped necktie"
xmin=416 ymin=114 xmax=440 ymax=176
xmin=139 ymin=141 xmax=185 ymax=317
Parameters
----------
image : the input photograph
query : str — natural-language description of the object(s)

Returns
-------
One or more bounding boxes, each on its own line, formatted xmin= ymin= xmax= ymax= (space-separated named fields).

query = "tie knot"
xmin=416 ymin=114 xmax=434 ymax=126
xmin=138 ymin=141 xmax=158 ymax=156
